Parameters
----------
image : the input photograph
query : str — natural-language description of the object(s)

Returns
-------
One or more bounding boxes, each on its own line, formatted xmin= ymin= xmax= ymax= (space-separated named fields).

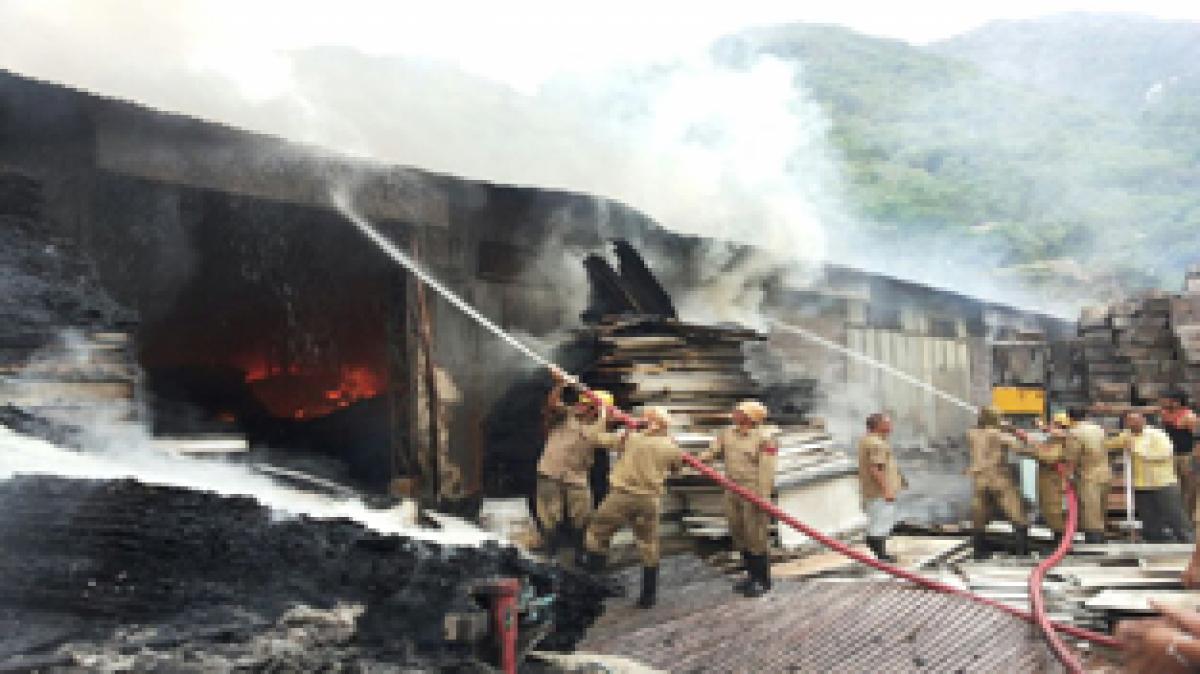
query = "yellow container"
xmin=991 ymin=386 xmax=1046 ymax=417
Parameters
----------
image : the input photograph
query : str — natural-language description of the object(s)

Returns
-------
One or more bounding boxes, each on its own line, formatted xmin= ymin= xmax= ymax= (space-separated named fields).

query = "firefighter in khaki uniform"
xmin=1067 ymin=408 xmax=1112 ymax=543
xmin=1032 ymin=412 xmax=1080 ymax=544
xmin=584 ymin=406 xmax=683 ymax=609
xmin=858 ymin=413 xmax=905 ymax=563
xmin=535 ymin=368 xmax=618 ymax=560
xmin=698 ymin=400 xmax=779 ymax=597
xmin=967 ymin=406 xmax=1033 ymax=559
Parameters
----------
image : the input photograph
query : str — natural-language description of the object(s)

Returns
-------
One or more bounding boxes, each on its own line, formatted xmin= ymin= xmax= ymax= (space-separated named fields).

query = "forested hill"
xmin=727 ymin=15 xmax=1200 ymax=306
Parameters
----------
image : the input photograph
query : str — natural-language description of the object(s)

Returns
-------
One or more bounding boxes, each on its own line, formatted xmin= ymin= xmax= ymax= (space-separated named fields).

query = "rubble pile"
xmin=0 ymin=475 xmax=610 ymax=671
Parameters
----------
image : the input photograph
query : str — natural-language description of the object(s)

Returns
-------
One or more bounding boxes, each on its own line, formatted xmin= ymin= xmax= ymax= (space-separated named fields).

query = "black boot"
xmin=742 ymin=554 xmax=771 ymax=598
xmin=636 ymin=566 xmax=658 ymax=609
xmin=1084 ymin=531 xmax=1105 ymax=545
xmin=569 ymin=529 xmax=588 ymax=568
xmin=1013 ymin=526 xmax=1030 ymax=557
xmin=732 ymin=550 xmax=753 ymax=593
xmin=866 ymin=537 xmax=898 ymax=563
xmin=583 ymin=550 xmax=606 ymax=574
xmin=972 ymin=532 xmax=991 ymax=561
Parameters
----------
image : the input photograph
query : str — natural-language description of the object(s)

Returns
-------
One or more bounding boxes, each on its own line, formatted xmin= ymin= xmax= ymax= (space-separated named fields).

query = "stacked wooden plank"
xmin=581 ymin=317 xmax=857 ymax=549
xmin=0 ymin=331 xmax=140 ymax=414
xmin=1078 ymin=293 xmax=1178 ymax=406
xmin=1171 ymin=269 xmax=1200 ymax=402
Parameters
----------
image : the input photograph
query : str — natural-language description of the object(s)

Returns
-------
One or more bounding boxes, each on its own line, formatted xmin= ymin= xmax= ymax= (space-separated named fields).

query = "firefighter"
xmin=583 ymin=406 xmax=683 ymax=609
xmin=967 ymin=406 xmax=1032 ymax=559
xmin=534 ymin=367 xmax=617 ymax=561
xmin=1033 ymin=412 xmax=1080 ymax=545
xmin=1067 ymin=407 xmax=1112 ymax=544
xmin=857 ymin=412 xmax=905 ymax=563
xmin=698 ymin=400 xmax=779 ymax=597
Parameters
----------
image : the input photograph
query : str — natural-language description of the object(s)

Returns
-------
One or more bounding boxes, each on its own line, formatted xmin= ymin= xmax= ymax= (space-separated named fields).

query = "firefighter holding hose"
xmin=1032 ymin=412 xmax=1081 ymax=546
xmin=583 ymin=406 xmax=683 ymax=609
xmin=698 ymin=400 xmax=779 ymax=597
xmin=1067 ymin=407 xmax=1111 ymax=544
xmin=534 ymin=367 xmax=619 ymax=563
xmin=967 ymin=406 xmax=1033 ymax=559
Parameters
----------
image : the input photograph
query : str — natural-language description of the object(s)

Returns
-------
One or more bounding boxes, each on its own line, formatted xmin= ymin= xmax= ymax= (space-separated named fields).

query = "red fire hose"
xmin=578 ymin=388 xmax=1120 ymax=657
xmin=1028 ymin=465 xmax=1085 ymax=673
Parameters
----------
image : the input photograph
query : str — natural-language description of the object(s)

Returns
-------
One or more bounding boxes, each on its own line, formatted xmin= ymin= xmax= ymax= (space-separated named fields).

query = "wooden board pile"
xmin=959 ymin=543 xmax=1194 ymax=638
xmin=1078 ymin=294 xmax=1177 ymax=406
xmin=582 ymin=317 xmax=858 ymax=550
xmin=1076 ymin=268 xmax=1200 ymax=409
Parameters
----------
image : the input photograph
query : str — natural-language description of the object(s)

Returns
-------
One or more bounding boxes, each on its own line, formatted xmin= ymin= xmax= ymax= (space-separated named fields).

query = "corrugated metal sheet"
xmin=583 ymin=581 xmax=1061 ymax=673
xmin=847 ymin=328 xmax=976 ymax=441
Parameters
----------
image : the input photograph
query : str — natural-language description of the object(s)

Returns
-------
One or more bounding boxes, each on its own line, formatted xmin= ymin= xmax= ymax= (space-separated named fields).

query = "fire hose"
xmin=574 ymin=384 xmax=1119 ymax=658
xmin=1028 ymin=463 xmax=1085 ymax=673
xmin=339 ymin=202 xmax=1116 ymax=669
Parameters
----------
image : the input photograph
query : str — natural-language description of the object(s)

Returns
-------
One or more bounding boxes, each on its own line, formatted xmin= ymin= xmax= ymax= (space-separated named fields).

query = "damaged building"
xmin=0 ymin=68 xmax=1074 ymax=520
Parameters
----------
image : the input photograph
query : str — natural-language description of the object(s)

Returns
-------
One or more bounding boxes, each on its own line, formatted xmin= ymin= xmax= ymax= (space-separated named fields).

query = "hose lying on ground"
xmin=576 ymin=386 xmax=1119 ymax=653
xmin=1028 ymin=465 xmax=1085 ymax=673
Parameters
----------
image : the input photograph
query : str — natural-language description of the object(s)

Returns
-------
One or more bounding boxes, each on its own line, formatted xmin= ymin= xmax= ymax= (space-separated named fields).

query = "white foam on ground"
xmin=0 ymin=423 xmax=495 ymax=546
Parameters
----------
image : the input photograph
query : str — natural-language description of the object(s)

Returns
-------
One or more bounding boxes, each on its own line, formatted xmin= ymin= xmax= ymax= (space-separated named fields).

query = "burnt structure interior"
xmin=83 ymin=176 xmax=408 ymax=489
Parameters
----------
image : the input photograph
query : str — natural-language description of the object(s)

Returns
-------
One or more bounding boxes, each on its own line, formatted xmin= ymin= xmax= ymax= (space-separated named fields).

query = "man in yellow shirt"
xmin=1124 ymin=413 xmax=1192 ymax=543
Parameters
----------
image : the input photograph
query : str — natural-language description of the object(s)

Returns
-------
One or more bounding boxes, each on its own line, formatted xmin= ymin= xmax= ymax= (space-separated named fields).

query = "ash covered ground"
xmin=0 ymin=474 xmax=612 ymax=672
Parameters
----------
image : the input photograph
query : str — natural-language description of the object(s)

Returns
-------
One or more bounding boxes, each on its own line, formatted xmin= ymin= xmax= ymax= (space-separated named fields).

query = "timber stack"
xmin=578 ymin=242 xmax=857 ymax=552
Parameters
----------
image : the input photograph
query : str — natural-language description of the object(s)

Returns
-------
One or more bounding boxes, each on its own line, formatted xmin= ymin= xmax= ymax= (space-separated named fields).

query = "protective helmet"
xmin=735 ymin=400 xmax=769 ymax=424
xmin=642 ymin=406 xmax=675 ymax=428
xmin=585 ymin=390 xmax=615 ymax=409
xmin=1051 ymin=411 xmax=1072 ymax=428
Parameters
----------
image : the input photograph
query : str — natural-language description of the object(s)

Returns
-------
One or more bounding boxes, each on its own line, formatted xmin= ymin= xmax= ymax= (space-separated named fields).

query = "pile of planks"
xmin=1078 ymin=293 xmax=1178 ymax=406
xmin=1171 ymin=266 xmax=1200 ymax=402
xmin=961 ymin=543 xmax=1195 ymax=637
xmin=582 ymin=317 xmax=858 ymax=550
xmin=1077 ymin=268 xmax=1200 ymax=408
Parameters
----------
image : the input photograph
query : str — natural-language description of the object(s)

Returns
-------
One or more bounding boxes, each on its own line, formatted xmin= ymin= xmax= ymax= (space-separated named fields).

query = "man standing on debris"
xmin=1032 ymin=412 xmax=1080 ymax=545
xmin=967 ymin=406 xmax=1032 ymax=559
xmin=1067 ymin=407 xmax=1113 ymax=544
xmin=583 ymin=406 xmax=683 ymax=609
xmin=1123 ymin=412 xmax=1192 ymax=543
xmin=1159 ymin=392 xmax=1198 ymax=524
xmin=698 ymin=400 xmax=779 ymax=597
xmin=535 ymin=367 xmax=618 ymax=561
xmin=856 ymin=412 xmax=905 ymax=563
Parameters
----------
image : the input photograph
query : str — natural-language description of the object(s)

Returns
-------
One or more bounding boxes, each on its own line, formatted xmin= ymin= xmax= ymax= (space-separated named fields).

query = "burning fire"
xmin=239 ymin=359 xmax=385 ymax=419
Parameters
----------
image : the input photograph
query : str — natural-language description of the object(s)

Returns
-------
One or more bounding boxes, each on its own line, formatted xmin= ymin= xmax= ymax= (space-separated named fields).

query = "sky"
xmin=4 ymin=0 xmax=1200 ymax=98
xmin=1 ymin=0 xmax=1197 ymax=314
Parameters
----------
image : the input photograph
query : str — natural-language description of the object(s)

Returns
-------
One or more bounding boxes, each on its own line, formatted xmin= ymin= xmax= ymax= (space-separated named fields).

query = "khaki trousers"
xmin=725 ymin=491 xmax=771 ymax=554
xmin=972 ymin=481 xmax=1027 ymax=529
xmin=585 ymin=490 xmax=661 ymax=566
xmin=536 ymin=475 xmax=592 ymax=534
xmin=1077 ymin=478 xmax=1110 ymax=534
xmin=1036 ymin=466 xmax=1065 ymax=534
xmin=1175 ymin=456 xmax=1196 ymax=525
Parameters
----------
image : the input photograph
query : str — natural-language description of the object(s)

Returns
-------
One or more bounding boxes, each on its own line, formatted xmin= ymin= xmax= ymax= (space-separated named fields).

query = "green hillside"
xmin=726 ymin=18 xmax=1200 ymax=303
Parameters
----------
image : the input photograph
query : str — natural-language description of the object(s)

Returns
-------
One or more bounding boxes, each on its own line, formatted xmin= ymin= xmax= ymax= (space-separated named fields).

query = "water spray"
xmin=334 ymin=195 xmax=1116 ymax=655
xmin=769 ymin=320 xmax=979 ymax=414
